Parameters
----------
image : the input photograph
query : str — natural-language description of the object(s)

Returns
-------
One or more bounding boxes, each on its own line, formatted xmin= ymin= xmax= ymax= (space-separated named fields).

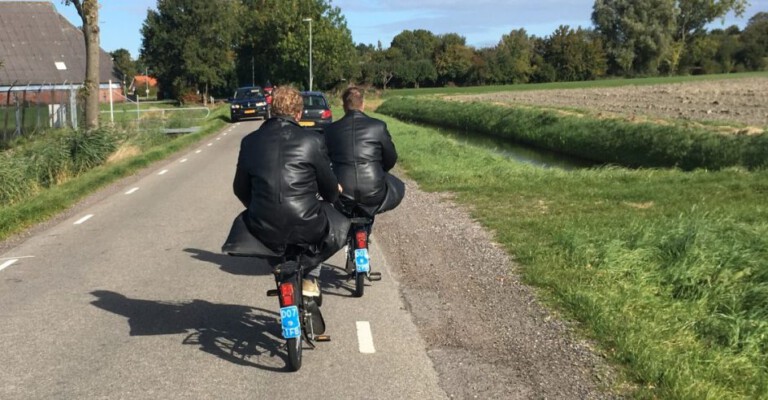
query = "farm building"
xmin=0 ymin=0 xmax=121 ymax=133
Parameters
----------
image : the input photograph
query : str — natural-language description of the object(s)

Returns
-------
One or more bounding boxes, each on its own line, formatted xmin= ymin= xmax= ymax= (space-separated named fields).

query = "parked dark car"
xmin=229 ymin=86 xmax=270 ymax=122
xmin=299 ymin=91 xmax=333 ymax=132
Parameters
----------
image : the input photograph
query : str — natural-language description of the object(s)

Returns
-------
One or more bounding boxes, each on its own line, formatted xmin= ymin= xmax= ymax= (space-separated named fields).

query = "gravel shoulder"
xmin=375 ymin=171 xmax=624 ymax=399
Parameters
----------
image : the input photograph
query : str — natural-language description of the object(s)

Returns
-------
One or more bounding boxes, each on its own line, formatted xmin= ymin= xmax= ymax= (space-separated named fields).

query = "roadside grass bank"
xmin=374 ymin=111 xmax=768 ymax=399
xmin=0 ymin=106 xmax=228 ymax=241
xmin=383 ymin=71 xmax=768 ymax=98
xmin=377 ymin=98 xmax=768 ymax=171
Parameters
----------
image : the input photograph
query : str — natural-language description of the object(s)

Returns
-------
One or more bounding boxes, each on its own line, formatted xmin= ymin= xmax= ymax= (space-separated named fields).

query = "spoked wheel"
xmin=354 ymin=271 xmax=365 ymax=297
xmin=286 ymin=336 xmax=303 ymax=371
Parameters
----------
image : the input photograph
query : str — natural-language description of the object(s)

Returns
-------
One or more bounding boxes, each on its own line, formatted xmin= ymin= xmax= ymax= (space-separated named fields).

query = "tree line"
xmin=113 ymin=0 xmax=768 ymax=100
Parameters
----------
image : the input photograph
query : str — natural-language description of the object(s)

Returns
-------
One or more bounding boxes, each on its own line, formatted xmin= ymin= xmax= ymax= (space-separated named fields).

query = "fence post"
xmin=3 ymin=81 xmax=17 ymax=142
xmin=14 ymin=92 xmax=22 ymax=137
xmin=36 ymin=83 xmax=44 ymax=131
xmin=69 ymin=84 xmax=77 ymax=130
xmin=109 ymin=80 xmax=114 ymax=124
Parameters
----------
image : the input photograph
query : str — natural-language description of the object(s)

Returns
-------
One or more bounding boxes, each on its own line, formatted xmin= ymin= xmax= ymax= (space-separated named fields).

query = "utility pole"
xmin=302 ymin=18 xmax=313 ymax=91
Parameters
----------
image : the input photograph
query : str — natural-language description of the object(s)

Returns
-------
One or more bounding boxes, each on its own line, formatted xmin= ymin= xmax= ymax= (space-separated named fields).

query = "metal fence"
xmin=1 ymin=82 xmax=211 ymax=144
xmin=0 ymin=82 xmax=84 ymax=142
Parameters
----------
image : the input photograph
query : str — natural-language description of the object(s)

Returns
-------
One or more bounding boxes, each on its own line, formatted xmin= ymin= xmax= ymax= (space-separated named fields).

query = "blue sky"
xmin=51 ymin=0 xmax=767 ymax=58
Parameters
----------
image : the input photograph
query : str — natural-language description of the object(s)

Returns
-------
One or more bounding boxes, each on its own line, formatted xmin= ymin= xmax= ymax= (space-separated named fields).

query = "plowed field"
xmin=451 ymin=77 xmax=768 ymax=129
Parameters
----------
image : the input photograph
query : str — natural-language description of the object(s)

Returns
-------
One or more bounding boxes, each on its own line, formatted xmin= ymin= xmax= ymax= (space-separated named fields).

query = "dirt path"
xmin=452 ymin=77 xmax=768 ymax=129
xmin=375 ymin=172 xmax=623 ymax=399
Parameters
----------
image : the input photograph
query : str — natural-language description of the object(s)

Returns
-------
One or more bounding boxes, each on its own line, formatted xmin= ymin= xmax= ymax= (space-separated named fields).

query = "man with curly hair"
xmin=232 ymin=85 xmax=347 ymax=297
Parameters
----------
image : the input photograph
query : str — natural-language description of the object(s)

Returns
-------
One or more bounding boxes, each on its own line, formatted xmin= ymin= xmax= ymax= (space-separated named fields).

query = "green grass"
xmin=0 ymin=106 xmax=229 ymax=241
xmin=375 ymin=111 xmax=768 ymax=399
xmin=377 ymin=98 xmax=768 ymax=170
xmin=383 ymin=71 xmax=768 ymax=98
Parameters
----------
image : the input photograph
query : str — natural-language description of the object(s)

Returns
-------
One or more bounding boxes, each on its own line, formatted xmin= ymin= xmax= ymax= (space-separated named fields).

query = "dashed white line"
xmin=180 ymin=158 xmax=188 ymax=163
xmin=356 ymin=321 xmax=376 ymax=354
xmin=125 ymin=187 xmax=139 ymax=195
xmin=223 ymin=132 xmax=229 ymax=136
xmin=207 ymin=143 xmax=213 ymax=147
xmin=216 ymin=137 xmax=221 ymax=141
xmin=0 ymin=259 xmax=18 ymax=272
xmin=74 ymin=214 xmax=94 ymax=225
xmin=195 ymin=150 xmax=202 ymax=154
xmin=158 ymin=169 xmax=169 ymax=175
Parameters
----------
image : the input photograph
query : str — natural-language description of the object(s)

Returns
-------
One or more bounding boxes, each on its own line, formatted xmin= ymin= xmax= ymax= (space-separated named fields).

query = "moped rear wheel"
xmin=286 ymin=337 xmax=302 ymax=371
xmin=354 ymin=271 xmax=365 ymax=297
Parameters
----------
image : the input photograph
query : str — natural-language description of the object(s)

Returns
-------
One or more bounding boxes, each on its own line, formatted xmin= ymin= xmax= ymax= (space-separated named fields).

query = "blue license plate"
xmin=354 ymin=248 xmax=370 ymax=273
xmin=280 ymin=306 xmax=301 ymax=339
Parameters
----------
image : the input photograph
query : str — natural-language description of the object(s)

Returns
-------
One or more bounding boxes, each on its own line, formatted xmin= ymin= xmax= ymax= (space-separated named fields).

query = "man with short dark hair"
xmin=232 ymin=85 xmax=346 ymax=297
xmin=324 ymin=86 xmax=405 ymax=226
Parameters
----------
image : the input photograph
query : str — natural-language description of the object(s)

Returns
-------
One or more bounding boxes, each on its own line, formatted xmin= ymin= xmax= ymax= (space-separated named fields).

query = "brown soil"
xmin=449 ymin=77 xmax=768 ymax=130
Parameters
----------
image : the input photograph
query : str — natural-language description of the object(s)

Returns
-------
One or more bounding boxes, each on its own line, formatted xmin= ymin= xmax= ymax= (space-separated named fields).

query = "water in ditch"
xmin=438 ymin=127 xmax=598 ymax=170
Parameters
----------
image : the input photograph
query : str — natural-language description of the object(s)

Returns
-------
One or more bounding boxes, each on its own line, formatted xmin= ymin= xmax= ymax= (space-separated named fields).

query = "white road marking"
xmin=0 ymin=259 xmax=18 ymax=272
xmin=158 ymin=169 xmax=169 ymax=175
xmin=356 ymin=321 xmax=376 ymax=354
xmin=223 ymin=132 xmax=229 ymax=136
xmin=207 ymin=143 xmax=213 ymax=146
xmin=195 ymin=150 xmax=202 ymax=154
xmin=125 ymin=187 xmax=139 ymax=195
xmin=0 ymin=256 xmax=33 ymax=260
xmin=180 ymin=158 xmax=188 ymax=163
xmin=216 ymin=137 xmax=221 ymax=141
xmin=74 ymin=214 xmax=94 ymax=225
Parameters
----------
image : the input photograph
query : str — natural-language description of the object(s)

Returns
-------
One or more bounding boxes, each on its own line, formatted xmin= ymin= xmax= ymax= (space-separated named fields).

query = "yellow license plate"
xmin=244 ymin=110 xmax=256 ymax=114
xmin=299 ymin=121 xmax=315 ymax=127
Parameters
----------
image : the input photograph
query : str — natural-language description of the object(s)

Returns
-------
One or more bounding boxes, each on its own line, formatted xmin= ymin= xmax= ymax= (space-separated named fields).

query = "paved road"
xmin=0 ymin=121 xmax=446 ymax=399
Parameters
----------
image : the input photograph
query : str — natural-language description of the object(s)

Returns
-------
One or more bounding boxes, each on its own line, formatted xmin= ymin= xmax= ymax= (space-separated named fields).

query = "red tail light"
xmin=279 ymin=282 xmax=295 ymax=306
xmin=355 ymin=230 xmax=367 ymax=249
xmin=321 ymin=109 xmax=332 ymax=119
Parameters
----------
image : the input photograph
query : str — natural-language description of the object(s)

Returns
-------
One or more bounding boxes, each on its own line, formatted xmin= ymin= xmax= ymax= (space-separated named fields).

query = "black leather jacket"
xmin=324 ymin=110 xmax=397 ymax=212
xmin=233 ymin=116 xmax=339 ymax=247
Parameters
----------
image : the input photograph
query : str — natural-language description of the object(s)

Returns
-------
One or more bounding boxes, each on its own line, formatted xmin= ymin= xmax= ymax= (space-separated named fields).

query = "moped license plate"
xmin=354 ymin=248 xmax=370 ymax=273
xmin=280 ymin=306 xmax=301 ymax=339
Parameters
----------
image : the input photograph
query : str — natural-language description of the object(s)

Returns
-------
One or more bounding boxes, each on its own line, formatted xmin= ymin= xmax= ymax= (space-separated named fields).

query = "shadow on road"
xmin=90 ymin=290 xmax=293 ymax=372
xmin=184 ymin=248 xmax=273 ymax=276
xmin=318 ymin=263 xmax=358 ymax=298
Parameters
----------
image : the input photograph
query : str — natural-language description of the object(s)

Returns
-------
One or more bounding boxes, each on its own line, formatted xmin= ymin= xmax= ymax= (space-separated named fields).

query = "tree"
xmin=544 ymin=26 xmax=607 ymax=81
xmin=669 ymin=0 xmax=748 ymax=73
xmin=433 ymin=34 xmax=473 ymax=85
xmin=141 ymin=0 xmax=243 ymax=101
xmin=62 ymin=0 xmax=99 ymax=131
xmin=109 ymin=49 xmax=137 ymax=89
xmin=738 ymin=12 xmax=768 ymax=70
xmin=390 ymin=29 xmax=439 ymax=87
xmin=592 ymin=0 xmax=676 ymax=75
xmin=236 ymin=0 xmax=357 ymax=89
xmin=391 ymin=29 xmax=439 ymax=60
xmin=491 ymin=29 xmax=535 ymax=84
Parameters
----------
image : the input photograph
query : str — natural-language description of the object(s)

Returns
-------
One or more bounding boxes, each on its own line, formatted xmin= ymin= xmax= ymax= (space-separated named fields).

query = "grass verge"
xmin=375 ymin=111 xmax=768 ymax=399
xmin=0 ymin=107 xmax=229 ymax=241
xmin=377 ymin=97 xmax=768 ymax=170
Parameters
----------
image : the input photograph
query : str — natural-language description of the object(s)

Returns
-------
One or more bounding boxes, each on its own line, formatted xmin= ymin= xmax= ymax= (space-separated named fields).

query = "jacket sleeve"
xmin=380 ymin=122 xmax=398 ymax=172
xmin=233 ymin=166 xmax=251 ymax=208
xmin=314 ymin=136 xmax=340 ymax=203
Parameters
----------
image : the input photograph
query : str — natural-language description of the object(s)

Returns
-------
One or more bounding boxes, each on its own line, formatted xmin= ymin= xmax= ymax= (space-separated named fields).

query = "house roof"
xmin=0 ymin=1 xmax=118 ymax=86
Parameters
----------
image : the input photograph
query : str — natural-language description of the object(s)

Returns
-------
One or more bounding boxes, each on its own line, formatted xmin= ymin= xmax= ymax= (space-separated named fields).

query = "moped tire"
xmin=354 ymin=271 xmax=365 ymax=297
xmin=286 ymin=337 xmax=302 ymax=371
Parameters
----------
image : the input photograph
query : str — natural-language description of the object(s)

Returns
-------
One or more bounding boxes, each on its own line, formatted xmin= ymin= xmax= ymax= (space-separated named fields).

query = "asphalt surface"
xmin=0 ymin=120 xmax=446 ymax=400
